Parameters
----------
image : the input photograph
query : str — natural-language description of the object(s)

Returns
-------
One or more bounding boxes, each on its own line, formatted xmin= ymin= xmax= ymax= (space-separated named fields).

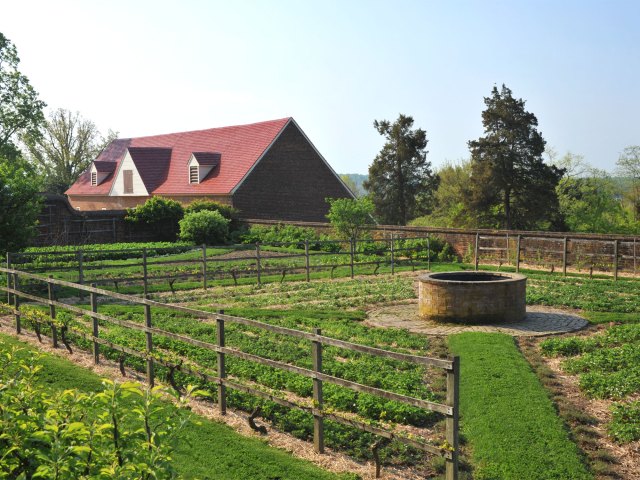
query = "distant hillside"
xmin=340 ymin=173 xmax=368 ymax=197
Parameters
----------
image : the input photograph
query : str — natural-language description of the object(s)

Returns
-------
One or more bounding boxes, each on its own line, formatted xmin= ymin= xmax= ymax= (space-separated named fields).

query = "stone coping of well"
xmin=365 ymin=303 xmax=588 ymax=337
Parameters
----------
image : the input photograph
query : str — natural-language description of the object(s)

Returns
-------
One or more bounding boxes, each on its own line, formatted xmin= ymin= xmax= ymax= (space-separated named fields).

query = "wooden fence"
xmin=8 ymin=235 xmax=438 ymax=294
xmin=473 ymin=233 xmax=638 ymax=280
xmin=0 ymin=267 xmax=460 ymax=480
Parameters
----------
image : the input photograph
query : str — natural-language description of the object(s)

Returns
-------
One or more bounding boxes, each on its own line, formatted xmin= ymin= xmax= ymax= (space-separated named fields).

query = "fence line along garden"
xmin=7 ymin=230 xmax=640 ymax=298
xmin=0 ymin=266 xmax=461 ymax=480
xmin=6 ymin=235 xmax=454 ymax=295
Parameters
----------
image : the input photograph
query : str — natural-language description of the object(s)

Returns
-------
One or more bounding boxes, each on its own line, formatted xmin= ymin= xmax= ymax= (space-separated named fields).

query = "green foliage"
xmin=125 ymin=197 xmax=184 ymax=241
xmin=0 ymin=32 xmax=46 ymax=156
xmin=325 ymin=196 xmax=374 ymax=240
xmin=0 ymin=347 xmax=198 ymax=479
xmin=364 ymin=114 xmax=439 ymax=225
xmin=616 ymin=146 xmax=640 ymax=222
xmin=178 ymin=210 xmax=230 ymax=245
xmin=448 ymin=333 xmax=592 ymax=479
xmin=339 ymin=173 xmax=365 ymax=197
xmin=21 ymin=241 xmax=193 ymax=261
xmin=21 ymin=108 xmax=117 ymax=194
xmin=410 ymin=160 xmax=476 ymax=228
xmin=608 ymin=401 xmax=640 ymax=443
xmin=466 ymin=84 xmax=564 ymax=230
xmin=0 ymin=157 xmax=42 ymax=253
xmin=241 ymin=223 xmax=322 ymax=248
xmin=184 ymin=199 xmax=239 ymax=220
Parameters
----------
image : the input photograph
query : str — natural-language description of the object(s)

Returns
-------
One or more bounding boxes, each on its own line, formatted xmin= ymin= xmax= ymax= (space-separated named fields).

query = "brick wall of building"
xmin=232 ymin=122 xmax=353 ymax=222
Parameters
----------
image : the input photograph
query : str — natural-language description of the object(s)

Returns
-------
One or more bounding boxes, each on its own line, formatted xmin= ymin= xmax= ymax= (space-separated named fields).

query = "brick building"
xmin=66 ymin=118 xmax=354 ymax=221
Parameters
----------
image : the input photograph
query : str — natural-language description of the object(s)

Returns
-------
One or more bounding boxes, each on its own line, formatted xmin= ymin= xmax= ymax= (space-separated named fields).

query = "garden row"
xmin=0 ymin=268 xmax=460 ymax=477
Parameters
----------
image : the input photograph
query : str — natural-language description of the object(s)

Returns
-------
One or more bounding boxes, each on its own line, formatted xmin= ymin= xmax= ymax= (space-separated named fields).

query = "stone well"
xmin=418 ymin=271 xmax=526 ymax=324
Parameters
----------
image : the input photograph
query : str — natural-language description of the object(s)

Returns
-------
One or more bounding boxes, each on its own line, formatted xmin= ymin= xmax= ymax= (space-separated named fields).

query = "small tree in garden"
xmin=125 ymin=197 xmax=184 ymax=241
xmin=326 ymin=196 xmax=375 ymax=240
xmin=179 ymin=210 xmax=230 ymax=245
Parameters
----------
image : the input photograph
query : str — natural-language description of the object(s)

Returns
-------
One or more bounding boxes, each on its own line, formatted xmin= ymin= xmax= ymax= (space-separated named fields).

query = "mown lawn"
xmin=0 ymin=333 xmax=354 ymax=480
xmin=448 ymin=333 xmax=592 ymax=480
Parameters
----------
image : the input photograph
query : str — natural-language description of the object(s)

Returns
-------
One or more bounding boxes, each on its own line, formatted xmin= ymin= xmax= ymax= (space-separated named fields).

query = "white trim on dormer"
xmin=108 ymin=150 xmax=149 ymax=196
xmin=90 ymin=164 xmax=110 ymax=186
xmin=188 ymin=154 xmax=214 ymax=184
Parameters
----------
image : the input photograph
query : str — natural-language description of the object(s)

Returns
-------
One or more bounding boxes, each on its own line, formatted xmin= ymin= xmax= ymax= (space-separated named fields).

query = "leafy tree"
xmin=0 ymin=156 xmax=42 ymax=253
xmin=21 ymin=108 xmax=117 ymax=194
xmin=326 ymin=196 xmax=375 ymax=240
xmin=364 ymin=114 xmax=438 ymax=225
xmin=411 ymin=160 xmax=475 ymax=228
xmin=125 ymin=197 xmax=184 ymax=241
xmin=616 ymin=146 xmax=640 ymax=221
xmin=466 ymin=85 xmax=564 ymax=230
xmin=557 ymin=168 xmax=632 ymax=233
xmin=339 ymin=174 xmax=363 ymax=197
xmin=0 ymin=32 xmax=45 ymax=157
xmin=179 ymin=210 xmax=230 ymax=245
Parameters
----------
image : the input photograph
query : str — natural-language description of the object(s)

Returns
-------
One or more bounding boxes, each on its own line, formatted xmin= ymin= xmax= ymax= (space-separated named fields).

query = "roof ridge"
xmin=114 ymin=117 xmax=292 ymax=142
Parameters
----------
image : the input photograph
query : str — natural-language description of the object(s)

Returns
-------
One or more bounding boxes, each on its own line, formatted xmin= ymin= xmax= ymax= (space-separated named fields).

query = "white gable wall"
xmin=109 ymin=151 xmax=149 ymax=196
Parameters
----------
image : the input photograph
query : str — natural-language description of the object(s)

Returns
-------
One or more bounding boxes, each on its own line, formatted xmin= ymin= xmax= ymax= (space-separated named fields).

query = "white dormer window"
xmin=90 ymin=161 xmax=116 ymax=186
xmin=190 ymin=165 xmax=199 ymax=184
xmin=188 ymin=152 xmax=221 ymax=185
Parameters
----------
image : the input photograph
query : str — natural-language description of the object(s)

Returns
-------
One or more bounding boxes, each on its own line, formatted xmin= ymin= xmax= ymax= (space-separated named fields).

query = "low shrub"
xmin=179 ymin=210 xmax=230 ymax=245
xmin=241 ymin=224 xmax=321 ymax=248
xmin=184 ymin=199 xmax=239 ymax=220
xmin=125 ymin=197 xmax=184 ymax=241
xmin=0 ymin=347 xmax=201 ymax=479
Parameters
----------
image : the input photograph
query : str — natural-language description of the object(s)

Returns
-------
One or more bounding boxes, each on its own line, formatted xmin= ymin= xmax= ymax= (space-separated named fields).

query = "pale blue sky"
xmin=2 ymin=0 xmax=638 ymax=174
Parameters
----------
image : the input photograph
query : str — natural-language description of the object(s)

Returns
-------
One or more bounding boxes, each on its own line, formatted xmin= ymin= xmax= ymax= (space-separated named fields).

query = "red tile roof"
xmin=67 ymin=118 xmax=291 ymax=196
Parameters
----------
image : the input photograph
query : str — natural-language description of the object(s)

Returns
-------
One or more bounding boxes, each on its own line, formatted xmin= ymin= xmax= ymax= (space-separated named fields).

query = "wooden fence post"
xmin=614 ymin=240 xmax=619 ymax=281
xmin=6 ymin=252 xmax=11 ymax=305
xmin=446 ymin=356 xmax=460 ymax=480
xmin=90 ymin=283 xmax=99 ymax=364
xmin=506 ymin=233 xmax=510 ymax=265
xmin=427 ymin=235 xmax=431 ymax=270
xmin=634 ymin=237 xmax=637 ymax=277
xmin=77 ymin=249 xmax=84 ymax=300
xmin=474 ymin=233 xmax=479 ymax=271
xmin=12 ymin=273 xmax=20 ymax=334
xmin=47 ymin=275 xmax=58 ymax=348
xmin=516 ymin=235 xmax=521 ymax=272
xmin=562 ymin=237 xmax=568 ymax=276
xmin=142 ymin=248 xmax=149 ymax=299
xmin=217 ymin=309 xmax=227 ymax=415
xmin=305 ymin=240 xmax=311 ymax=282
xmin=256 ymin=243 xmax=262 ymax=286
xmin=350 ymin=238 xmax=355 ymax=279
xmin=202 ymin=244 xmax=208 ymax=290
xmin=390 ymin=233 xmax=395 ymax=275
xmin=312 ymin=327 xmax=325 ymax=453
xmin=144 ymin=303 xmax=154 ymax=387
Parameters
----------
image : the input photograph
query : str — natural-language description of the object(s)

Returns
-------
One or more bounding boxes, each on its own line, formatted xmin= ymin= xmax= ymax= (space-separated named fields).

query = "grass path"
xmin=448 ymin=332 xmax=592 ymax=480
xmin=0 ymin=333 xmax=352 ymax=480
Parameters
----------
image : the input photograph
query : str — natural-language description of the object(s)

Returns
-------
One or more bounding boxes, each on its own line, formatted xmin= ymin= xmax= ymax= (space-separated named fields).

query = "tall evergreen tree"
xmin=364 ymin=114 xmax=438 ymax=225
xmin=466 ymin=85 xmax=564 ymax=230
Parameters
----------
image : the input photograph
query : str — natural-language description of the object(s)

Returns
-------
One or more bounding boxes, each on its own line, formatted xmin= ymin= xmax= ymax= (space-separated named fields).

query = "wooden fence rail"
xmin=8 ymin=235 xmax=437 ymax=291
xmin=474 ymin=233 xmax=636 ymax=280
xmin=0 ymin=266 xmax=460 ymax=480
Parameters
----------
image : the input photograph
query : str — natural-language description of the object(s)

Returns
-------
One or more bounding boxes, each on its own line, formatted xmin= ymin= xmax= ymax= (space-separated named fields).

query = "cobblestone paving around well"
xmin=365 ymin=303 xmax=589 ymax=337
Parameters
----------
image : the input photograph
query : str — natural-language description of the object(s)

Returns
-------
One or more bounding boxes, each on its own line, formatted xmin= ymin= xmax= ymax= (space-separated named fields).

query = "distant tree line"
xmin=362 ymin=85 xmax=640 ymax=235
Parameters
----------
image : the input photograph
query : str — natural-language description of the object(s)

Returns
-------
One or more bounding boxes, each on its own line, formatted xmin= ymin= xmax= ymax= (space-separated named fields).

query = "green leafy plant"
xmin=125 ymin=197 xmax=184 ymax=241
xmin=179 ymin=210 xmax=230 ymax=245
xmin=0 ymin=347 xmax=201 ymax=479
xmin=325 ymin=196 xmax=375 ymax=241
